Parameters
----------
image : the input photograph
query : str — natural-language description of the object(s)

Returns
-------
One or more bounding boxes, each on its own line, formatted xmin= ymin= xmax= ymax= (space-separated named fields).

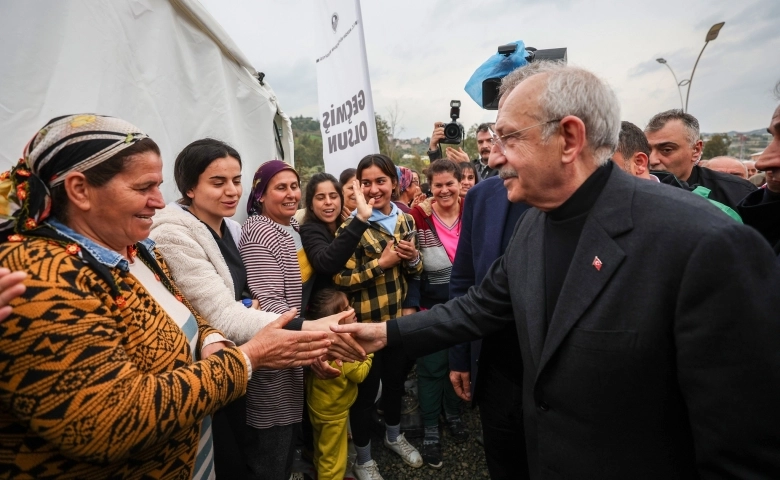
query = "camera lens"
xmin=444 ymin=123 xmax=460 ymax=139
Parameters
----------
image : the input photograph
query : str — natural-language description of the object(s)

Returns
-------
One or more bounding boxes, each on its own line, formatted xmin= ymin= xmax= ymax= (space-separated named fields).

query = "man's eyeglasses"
xmin=488 ymin=119 xmax=562 ymax=155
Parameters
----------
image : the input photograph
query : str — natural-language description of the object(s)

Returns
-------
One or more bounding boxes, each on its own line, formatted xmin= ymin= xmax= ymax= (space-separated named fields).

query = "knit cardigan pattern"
xmin=150 ymin=203 xmax=280 ymax=344
xmin=0 ymin=237 xmax=248 ymax=479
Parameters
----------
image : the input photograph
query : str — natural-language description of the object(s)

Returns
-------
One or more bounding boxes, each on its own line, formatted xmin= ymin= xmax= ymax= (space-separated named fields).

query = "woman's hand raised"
xmin=353 ymin=179 xmax=374 ymax=223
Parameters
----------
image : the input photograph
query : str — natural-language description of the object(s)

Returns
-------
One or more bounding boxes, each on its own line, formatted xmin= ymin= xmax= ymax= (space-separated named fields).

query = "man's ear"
xmin=559 ymin=116 xmax=587 ymax=166
xmin=634 ymin=152 xmax=650 ymax=176
xmin=692 ymin=139 xmax=703 ymax=162
xmin=62 ymin=173 xmax=92 ymax=213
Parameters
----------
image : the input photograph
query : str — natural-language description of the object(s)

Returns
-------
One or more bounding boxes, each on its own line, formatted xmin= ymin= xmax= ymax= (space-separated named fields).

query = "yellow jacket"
xmin=306 ymin=355 xmax=374 ymax=420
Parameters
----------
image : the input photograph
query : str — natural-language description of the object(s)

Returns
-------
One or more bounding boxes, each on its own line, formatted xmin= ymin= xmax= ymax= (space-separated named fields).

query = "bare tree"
xmin=384 ymin=101 xmax=405 ymax=162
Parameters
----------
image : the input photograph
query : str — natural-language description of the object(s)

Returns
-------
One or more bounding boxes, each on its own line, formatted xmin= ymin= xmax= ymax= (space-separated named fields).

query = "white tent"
xmin=0 ymin=0 xmax=293 ymax=221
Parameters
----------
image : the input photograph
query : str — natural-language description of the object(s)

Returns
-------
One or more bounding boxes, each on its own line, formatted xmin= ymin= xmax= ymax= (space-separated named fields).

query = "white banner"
xmin=314 ymin=0 xmax=380 ymax=176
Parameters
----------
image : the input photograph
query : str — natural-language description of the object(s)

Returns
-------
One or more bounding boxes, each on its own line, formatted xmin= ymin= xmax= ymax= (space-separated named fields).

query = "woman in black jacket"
xmin=300 ymin=172 xmax=372 ymax=303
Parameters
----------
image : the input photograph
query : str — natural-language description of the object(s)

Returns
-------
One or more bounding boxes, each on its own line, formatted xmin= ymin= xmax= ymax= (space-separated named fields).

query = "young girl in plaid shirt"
xmin=334 ymin=154 xmax=423 ymax=480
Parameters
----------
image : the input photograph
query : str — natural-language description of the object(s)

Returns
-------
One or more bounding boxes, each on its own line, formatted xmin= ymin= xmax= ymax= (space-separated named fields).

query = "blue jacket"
xmin=448 ymin=176 xmax=529 ymax=397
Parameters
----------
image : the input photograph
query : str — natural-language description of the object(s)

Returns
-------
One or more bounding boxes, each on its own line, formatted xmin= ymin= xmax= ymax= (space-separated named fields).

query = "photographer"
xmin=428 ymin=122 xmax=497 ymax=179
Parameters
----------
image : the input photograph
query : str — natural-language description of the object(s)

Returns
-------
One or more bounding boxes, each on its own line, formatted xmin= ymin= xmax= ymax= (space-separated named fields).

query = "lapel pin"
xmin=592 ymin=256 xmax=603 ymax=271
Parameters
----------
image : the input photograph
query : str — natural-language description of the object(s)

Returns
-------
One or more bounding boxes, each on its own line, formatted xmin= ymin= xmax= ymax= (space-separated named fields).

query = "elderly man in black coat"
xmin=332 ymin=61 xmax=780 ymax=479
xmin=739 ymin=98 xmax=780 ymax=254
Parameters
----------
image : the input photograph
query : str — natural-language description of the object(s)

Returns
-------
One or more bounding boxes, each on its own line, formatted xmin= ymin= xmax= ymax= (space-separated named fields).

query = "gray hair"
xmin=499 ymin=61 xmax=621 ymax=165
xmin=645 ymin=109 xmax=700 ymax=147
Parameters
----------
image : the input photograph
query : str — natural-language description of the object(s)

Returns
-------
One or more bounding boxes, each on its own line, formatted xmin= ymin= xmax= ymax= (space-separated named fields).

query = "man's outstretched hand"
xmin=329 ymin=321 xmax=388 ymax=355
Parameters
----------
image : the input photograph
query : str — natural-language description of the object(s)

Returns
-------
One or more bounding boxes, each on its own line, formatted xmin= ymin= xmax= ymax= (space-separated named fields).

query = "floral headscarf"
xmin=397 ymin=166 xmax=414 ymax=193
xmin=0 ymin=114 xmax=149 ymax=237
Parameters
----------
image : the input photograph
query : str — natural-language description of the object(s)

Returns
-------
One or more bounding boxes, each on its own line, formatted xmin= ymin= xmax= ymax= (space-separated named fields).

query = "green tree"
xmin=290 ymin=115 xmax=320 ymax=132
xmin=291 ymin=116 xmax=325 ymax=189
xmin=461 ymin=123 xmax=480 ymax=159
xmin=375 ymin=113 xmax=395 ymax=160
xmin=701 ymin=134 xmax=731 ymax=160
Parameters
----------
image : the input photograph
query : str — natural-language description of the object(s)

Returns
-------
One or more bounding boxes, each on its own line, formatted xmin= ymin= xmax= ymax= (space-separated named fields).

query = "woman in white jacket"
xmin=150 ymin=139 xmax=362 ymax=479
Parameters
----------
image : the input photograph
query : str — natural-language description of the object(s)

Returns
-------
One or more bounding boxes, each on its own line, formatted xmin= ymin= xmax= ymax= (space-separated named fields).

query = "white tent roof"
xmin=0 ymin=0 xmax=293 ymax=221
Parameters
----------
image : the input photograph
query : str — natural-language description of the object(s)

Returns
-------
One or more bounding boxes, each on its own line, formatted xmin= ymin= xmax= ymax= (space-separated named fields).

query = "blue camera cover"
xmin=465 ymin=40 xmax=530 ymax=107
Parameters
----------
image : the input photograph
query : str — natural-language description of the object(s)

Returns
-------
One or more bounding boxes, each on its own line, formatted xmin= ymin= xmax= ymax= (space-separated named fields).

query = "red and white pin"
xmin=592 ymin=256 xmax=603 ymax=271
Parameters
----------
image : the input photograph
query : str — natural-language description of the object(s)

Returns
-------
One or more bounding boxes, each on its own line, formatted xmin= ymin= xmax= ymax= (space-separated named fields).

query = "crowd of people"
xmin=0 ymin=59 xmax=778 ymax=480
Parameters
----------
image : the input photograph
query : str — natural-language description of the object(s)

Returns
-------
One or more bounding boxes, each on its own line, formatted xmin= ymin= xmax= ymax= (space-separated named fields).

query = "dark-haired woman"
xmin=148 ymin=139 xmax=293 ymax=477
xmin=240 ymin=161 xmax=351 ymax=480
xmin=0 ymin=115 xmax=333 ymax=479
xmin=335 ymin=154 xmax=424 ymax=479
xmin=339 ymin=168 xmax=358 ymax=222
xmin=300 ymin=172 xmax=371 ymax=300
xmin=406 ymin=159 xmax=468 ymax=469
xmin=458 ymin=161 xmax=479 ymax=198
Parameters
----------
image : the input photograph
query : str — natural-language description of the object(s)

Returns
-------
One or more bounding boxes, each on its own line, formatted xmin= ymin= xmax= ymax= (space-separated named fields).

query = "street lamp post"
xmin=657 ymin=22 xmax=725 ymax=113
xmin=656 ymin=58 xmax=685 ymax=111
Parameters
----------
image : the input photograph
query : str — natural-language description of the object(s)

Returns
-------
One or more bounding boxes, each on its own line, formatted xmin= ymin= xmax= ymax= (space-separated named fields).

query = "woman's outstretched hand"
xmin=304 ymin=308 xmax=367 ymax=362
xmin=239 ymin=309 xmax=331 ymax=370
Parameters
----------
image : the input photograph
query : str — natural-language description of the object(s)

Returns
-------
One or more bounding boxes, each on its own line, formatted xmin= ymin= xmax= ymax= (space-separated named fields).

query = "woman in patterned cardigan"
xmin=0 ymin=115 xmax=333 ymax=479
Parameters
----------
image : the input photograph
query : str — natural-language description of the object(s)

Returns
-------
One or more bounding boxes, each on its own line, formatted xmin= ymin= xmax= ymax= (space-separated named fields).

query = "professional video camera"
xmin=465 ymin=41 xmax=567 ymax=110
xmin=440 ymin=100 xmax=464 ymax=145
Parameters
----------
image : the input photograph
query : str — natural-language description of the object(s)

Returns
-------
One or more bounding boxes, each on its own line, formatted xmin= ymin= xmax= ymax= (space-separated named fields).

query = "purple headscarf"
xmin=246 ymin=160 xmax=299 ymax=216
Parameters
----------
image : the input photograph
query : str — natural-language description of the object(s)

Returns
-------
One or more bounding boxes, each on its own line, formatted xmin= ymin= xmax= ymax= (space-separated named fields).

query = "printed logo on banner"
xmin=315 ymin=0 xmax=379 ymax=175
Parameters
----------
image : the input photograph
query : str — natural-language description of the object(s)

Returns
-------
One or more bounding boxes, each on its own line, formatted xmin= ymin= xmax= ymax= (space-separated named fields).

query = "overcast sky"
xmin=200 ymin=0 xmax=779 ymax=138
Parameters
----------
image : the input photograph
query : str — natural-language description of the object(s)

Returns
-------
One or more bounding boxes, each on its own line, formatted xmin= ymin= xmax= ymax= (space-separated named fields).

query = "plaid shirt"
xmin=334 ymin=213 xmax=423 ymax=322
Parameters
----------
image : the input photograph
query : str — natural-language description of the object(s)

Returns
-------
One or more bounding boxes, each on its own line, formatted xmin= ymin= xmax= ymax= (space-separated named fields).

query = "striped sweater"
xmin=0 ymin=235 xmax=247 ymax=479
xmin=239 ymin=214 xmax=308 ymax=429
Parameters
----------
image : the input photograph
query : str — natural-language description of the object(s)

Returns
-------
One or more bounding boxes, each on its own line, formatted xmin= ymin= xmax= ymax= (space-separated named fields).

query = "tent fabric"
xmin=0 ymin=0 xmax=293 ymax=222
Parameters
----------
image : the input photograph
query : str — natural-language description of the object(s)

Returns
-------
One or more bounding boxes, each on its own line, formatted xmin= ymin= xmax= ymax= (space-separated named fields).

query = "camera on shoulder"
xmin=440 ymin=100 xmax=464 ymax=145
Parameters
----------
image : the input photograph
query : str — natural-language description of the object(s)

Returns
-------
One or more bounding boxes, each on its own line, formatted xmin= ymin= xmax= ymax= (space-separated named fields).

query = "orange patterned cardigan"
xmin=0 ymin=236 xmax=248 ymax=479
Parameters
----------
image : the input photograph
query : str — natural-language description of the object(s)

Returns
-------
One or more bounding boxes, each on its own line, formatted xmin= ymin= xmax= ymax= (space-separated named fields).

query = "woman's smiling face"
xmin=432 ymin=171 xmax=459 ymax=209
xmin=260 ymin=170 xmax=300 ymax=225
xmin=360 ymin=165 xmax=396 ymax=214
xmin=311 ymin=180 xmax=342 ymax=227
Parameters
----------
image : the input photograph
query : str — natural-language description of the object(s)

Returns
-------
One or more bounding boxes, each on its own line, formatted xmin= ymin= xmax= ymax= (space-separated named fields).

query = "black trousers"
xmin=212 ymin=395 xmax=250 ymax=478
xmin=476 ymin=365 xmax=529 ymax=480
xmin=243 ymin=422 xmax=299 ymax=480
xmin=349 ymin=346 xmax=414 ymax=447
